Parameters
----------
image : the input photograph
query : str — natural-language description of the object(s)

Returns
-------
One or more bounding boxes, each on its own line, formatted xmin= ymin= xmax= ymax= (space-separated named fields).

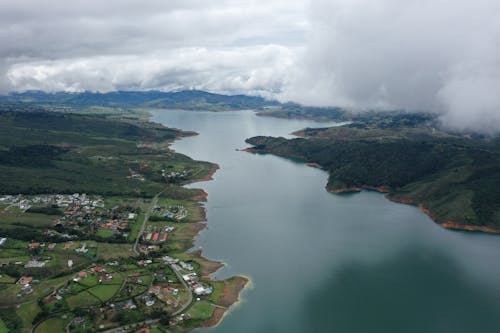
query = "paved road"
xmin=133 ymin=191 xmax=163 ymax=255
xmin=170 ymin=264 xmax=193 ymax=316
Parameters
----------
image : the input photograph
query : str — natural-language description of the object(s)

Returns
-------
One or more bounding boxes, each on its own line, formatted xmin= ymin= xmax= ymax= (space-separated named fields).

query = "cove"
xmin=152 ymin=110 xmax=500 ymax=333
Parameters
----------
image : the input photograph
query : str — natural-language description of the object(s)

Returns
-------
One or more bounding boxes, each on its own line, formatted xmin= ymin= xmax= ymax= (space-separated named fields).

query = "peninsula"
xmin=245 ymin=112 xmax=500 ymax=233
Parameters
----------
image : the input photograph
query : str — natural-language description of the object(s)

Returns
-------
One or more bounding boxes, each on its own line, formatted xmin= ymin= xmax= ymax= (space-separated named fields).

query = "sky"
xmin=1 ymin=0 xmax=500 ymax=132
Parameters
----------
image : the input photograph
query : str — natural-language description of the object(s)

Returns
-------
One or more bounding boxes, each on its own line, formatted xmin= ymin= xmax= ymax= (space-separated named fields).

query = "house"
xmin=180 ymin=261 xmax=194 ymax=271
xmin=28 ymin=242 xmax=41 ymax=249
xmin=18 ymin=276 xmax=33 ymax=285
xmin=22 ymin=284 xmax=33 ymax=294
xmin=99 ymin=274 xmax=113 ymax=283
xmin=136 ymin=328 xmax=151 ymax=333
xmin=149 ymin=285 xmax=161 ymax=295
xmin=162 ymin=255 xmax=178 ymax=264
xmin=182 ymin=273 xmax=198 ymax=282
xmin=25 ymin=259 xmax=46 ymax=268
xmin=63 ymin=242 xmax=74 ymax=250
xmin=75 ymin=242 xmax=88 ymax=253
xmin=77 ymin=271 xmax=88 ymax=278
xmin=193 ymin=285 xmax=213 ymax=296
xmin=0 ymin=238 xmax=6 ymax=246
xmin=74 ymin=317 xmax=85 ymax=325
xmin=92 ymin=266 xmax=104 ymax=273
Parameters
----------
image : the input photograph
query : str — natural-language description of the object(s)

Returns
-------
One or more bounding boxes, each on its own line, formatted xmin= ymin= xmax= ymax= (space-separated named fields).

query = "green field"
xmin=65 ymin=291 xmax=101 ymax=308
xmin=16 ymin=302 xmax=41 ymax=333
xmin=0 ymin=212 xmax=55 ymax=229
xmin=187 ymin=301 xmax=214 ymax=321
xmin=96 ymin=228 xmax=115 ymax=238
xmin=34 ymin=316 xmax=71 ymax=333
xmin=0 ymin=275 xmax=16 ymax=284
xmin=0 ymin=319 xmax=8 ymax=333
xmin=87 ymin=284 xmax=121 ymax=302
xmin=96 ymin=242 xmax=134 ymax=260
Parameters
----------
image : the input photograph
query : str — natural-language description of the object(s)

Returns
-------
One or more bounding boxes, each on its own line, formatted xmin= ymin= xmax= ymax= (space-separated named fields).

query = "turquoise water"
xmin=152 ymin=110 xmax=500 ymax=333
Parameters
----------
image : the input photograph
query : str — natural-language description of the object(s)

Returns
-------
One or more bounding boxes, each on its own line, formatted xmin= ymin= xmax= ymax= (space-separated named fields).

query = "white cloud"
xmin=281 ymin=0 xmax=500 ymax=132
xmin=0 ymin=0 xmax=305 ymax=96
xmin=2 ymin=0 xmax=500 ymax=132
xmin=7 ymin=46 xmax=295 ymax=96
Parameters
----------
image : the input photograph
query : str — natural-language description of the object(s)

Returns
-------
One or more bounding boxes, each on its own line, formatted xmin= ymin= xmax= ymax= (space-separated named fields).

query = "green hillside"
xmin=246 ymin=120 xmax=500 ymax=230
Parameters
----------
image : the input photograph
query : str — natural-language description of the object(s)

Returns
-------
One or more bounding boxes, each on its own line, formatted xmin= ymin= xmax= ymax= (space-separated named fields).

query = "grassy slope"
xmin=0 ymin=110 xmax=211 ymax=196
xmin=246 ymin=123 xmax=500 ymax=230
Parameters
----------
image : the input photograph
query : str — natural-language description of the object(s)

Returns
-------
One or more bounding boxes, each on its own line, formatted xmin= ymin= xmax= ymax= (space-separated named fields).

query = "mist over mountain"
xmin=281 ymin=0 xmax=500 ymax=134
xmin=1 ymin=0 xmax=499 ymax=133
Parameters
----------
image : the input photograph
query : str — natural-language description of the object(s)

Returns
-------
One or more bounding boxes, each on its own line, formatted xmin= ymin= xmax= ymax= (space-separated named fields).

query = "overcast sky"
xmin=1 ymin=0 xmax=500 ymax=132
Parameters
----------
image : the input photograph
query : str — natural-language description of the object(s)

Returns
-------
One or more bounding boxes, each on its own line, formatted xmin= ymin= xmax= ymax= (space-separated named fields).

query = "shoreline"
xmin=255 ymin=111 xmax=337 ymax=123
xmin=202 ymin=276 xmax=250 ymax=328
xmin=328 ymin=184 xmax=500 ymax=234
xmin=242 ymin=146 xmax=500 ymax=235
xmin=327 ymin=185 xmax=391 ymax=194
xmin=190 ymin=163 xmax=220 ymax=184
xmin=184 ymin=164 xmax=250 ymax=328
xmin=386 ymin=195 xmax=500 ymax=234
xmin=332 ymin=185 xmax=500 ymax=234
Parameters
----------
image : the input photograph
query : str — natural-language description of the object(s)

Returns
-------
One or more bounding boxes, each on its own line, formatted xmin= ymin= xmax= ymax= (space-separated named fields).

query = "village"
xmin=12 ymin=252 xmax=214 ymax=332
xmin=152 ymin=205 xmax=188 ymax=221
xmin=0 ymin=190 xmax=221 ymax=333
xmin=0 ymin=193 xmax=104 ymax=212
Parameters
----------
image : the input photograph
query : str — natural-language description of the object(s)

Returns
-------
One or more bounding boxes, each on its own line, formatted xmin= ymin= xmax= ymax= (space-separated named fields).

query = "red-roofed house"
xmin=18 ymin=276 xmax=33 ymax=285
xmin=136 ymin=328 xmax=150 ymax=333
xmin=92 ymin=266 xmax=104 ymax=273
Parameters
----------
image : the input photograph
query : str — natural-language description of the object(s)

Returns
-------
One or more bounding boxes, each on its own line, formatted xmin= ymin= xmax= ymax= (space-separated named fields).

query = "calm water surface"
xmin=152 ymin=110 xmax=500 ymax=333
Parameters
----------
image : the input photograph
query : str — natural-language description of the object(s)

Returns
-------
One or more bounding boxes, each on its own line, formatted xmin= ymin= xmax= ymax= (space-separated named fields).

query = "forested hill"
xmin=246 ymin=122 xmax=500 ymax=231
xmin=0 ymin=90 xmax=279 ymax=111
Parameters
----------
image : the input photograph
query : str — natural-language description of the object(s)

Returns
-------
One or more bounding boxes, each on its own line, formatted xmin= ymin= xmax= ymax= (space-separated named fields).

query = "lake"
xmin=152 ymin=110 xmax=500 ymax=333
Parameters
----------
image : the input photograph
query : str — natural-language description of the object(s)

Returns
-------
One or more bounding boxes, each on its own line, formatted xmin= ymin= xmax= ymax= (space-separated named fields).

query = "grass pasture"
xmin=65 ymin=290 xmax=101 ymax=309
xmin=86 ymin=284 xmax=121 ymax=302
xmin=0 ymin=319 xmax=8 ymax=333
xmin=34 ymin=315 xmax=71 ymax=333
xmin=187 ymin=301 xmax=214 ymax=321
xmin=96 ymin=243 xmax=133 ymax=260
xmin=17 ymin=302 xmax=41 ymax=333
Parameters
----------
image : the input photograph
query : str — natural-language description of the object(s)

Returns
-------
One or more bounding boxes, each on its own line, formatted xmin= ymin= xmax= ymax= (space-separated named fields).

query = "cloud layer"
xmin=282 ymin=0 xmax=500 ymax=133
xmin=0 ymin=0 xmax=305 ymax=94
xmin=2 ymin=0 xmax=500 ymax=132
